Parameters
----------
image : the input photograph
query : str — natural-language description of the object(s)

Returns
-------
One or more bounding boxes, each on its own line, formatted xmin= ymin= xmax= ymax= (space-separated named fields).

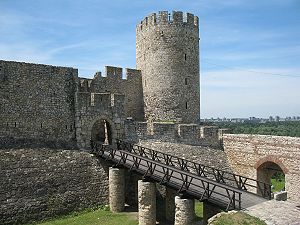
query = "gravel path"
xmin=244 ymin=200 xmax=300 ymax=225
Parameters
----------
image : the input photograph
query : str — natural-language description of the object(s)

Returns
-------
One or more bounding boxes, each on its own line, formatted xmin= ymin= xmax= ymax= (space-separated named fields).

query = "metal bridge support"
xmin=174 ymin=196 xmax=195 ymax=225
xmin=109 ymin=167 xmax=125 ymax=212
xmin=138 ymin=180 xmax=156 ymax=225
xmin=203 ymin=201 xmax=222 ymax=225
xmin=165 ymin=187 xmax=176 ymax=222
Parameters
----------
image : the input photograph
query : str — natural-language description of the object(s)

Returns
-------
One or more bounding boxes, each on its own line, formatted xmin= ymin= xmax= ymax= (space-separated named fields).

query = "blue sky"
xmin=0 ymin=0 xmax=299 ymax=118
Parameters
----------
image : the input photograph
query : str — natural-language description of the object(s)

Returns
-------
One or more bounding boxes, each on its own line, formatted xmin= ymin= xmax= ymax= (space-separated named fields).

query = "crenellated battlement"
xmin=136 ymin=11 xmax=198 ymax=32
xmin=79 ymin=66 xmax=141 ymax=85
xmin=78 ymin=66 xmax=142 ymax=94
xmin=125 ymin=121 xmax=224 ymax=148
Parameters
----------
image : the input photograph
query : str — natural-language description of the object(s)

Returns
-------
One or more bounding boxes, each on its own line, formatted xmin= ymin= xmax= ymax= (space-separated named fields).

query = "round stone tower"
xmin=136 ymin=11 xmax=200 ymax=123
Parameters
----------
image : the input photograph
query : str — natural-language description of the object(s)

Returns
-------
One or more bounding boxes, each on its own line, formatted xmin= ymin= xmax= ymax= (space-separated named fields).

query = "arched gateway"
xmin=91 ymin=119 xmax=113 ymax=145
xmin=75 ymin=92 xmax=125 ymax=149
xmin=255 ymin=156 xmax=287 ymax=195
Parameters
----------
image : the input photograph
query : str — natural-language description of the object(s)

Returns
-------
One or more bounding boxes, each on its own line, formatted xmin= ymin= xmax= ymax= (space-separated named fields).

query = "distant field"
xmin=215 ymin=121 xmax=300 ymax=137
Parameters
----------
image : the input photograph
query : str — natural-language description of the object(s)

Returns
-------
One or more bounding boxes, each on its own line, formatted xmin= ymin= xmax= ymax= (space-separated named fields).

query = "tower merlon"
xmin=125 ymin=68 xmax=142 ymax=80
xmin=105 ymin=66 xmax=123 ymax=79
xmin=136 ymin=11 xmax=199 ymax=32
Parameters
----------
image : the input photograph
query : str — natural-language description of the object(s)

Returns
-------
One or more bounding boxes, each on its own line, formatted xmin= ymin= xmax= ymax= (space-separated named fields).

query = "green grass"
xmin=195 ymin=201 xmax=203 ymax=220
xmin=271 ymin=178 xmax=285 ymax=192
xmin=31 ymin=207 xmax=138 ymax=225
xmin=213 ymin=212 xmax=266 ymax=225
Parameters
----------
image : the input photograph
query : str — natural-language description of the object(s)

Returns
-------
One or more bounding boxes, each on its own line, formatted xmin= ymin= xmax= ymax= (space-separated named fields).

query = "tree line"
xmin=214 ymin=121 xmax=300 ymax=137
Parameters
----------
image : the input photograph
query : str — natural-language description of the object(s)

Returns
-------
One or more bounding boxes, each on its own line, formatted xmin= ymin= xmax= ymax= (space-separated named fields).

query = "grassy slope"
xmin=32 ymin=203 xmax=265 ymax=225
xmin=213 ymin=212 xmax=266 ymax=225
xmin=33 ymin=203 xmax=204 ymax=225
xmin=195 ymin=202 xmax=204 ymax=220
xmin=32 ymin=209 xmax=138 ymax=225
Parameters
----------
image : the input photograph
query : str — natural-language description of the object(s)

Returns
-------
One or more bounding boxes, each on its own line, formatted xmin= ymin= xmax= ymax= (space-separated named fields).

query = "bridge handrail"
xmin=116 ymin=139 xmax=272 ymax=199
xmin=91 ymin=141 xmax=242 ymax=210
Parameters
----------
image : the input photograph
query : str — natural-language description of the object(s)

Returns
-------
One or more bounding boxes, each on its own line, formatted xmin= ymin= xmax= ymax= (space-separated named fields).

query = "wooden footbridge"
xmin=91 ymin=140 xmax=272 ymax=211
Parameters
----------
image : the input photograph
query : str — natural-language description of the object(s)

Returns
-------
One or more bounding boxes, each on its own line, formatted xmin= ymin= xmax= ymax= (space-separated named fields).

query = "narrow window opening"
xmin=66 ymin=125 xmax=68 ymax=130
xmin=6 ymin=122 xmax=8 ymax=127
xmin=185 ymin=102 xmax=188 ymax=109
xmin=14 ymin=122 xmax=17 ymax=127
xmin=185 ymin=78 xmax=188 ymax=85
xmin=41 ymin=123 xmax=43 ymax=128
xmin=184 ymin=53 xmax=187 ymax=61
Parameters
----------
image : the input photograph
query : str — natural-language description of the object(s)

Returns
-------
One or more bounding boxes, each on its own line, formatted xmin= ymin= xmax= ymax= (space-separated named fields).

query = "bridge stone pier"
xmin=109 ymin=167 xmax=125 ymax=212
xmin=109 ymin=167 xmax=222 ymax=225
xmin=138 ymin=180 xmax=156 ymax=225
xmin=174 ymin=196 xmax=195 ymax=225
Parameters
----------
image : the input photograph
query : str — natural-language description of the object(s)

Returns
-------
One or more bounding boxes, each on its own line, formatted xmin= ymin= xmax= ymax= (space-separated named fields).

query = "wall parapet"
xmin=124 ymin=121 xmax=223 ymax=148
xmin=136 ymin=11 xmax=199 ymax=32
xmin=78 ymin=66 xmax=142 ymax=92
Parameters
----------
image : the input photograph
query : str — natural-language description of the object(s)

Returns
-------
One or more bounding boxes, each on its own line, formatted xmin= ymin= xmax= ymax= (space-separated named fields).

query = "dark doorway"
xmin=91 ymin=119 xmax=112 ymax=145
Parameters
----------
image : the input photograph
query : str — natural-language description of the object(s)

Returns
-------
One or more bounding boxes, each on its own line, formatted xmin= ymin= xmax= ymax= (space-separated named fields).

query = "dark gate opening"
xmin=91 ymin=119 xmax=112 ymax=145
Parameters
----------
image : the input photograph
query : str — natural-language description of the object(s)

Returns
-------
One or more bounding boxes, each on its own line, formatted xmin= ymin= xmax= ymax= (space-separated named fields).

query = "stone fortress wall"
xmin=136 ymin=11 xmax=200 ymax=123
xmin=78 ymin=66 xmax=144 ymax=121
xmin=0 ymin=60 xmax=78 ymax=145
xmin=0 ymin=148 xmax=110 ymax=225
xmin=0 ymin=11 xmax=203 ymax=148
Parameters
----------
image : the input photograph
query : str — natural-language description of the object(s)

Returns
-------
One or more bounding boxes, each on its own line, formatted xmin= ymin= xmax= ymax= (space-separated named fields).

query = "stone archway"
xmin=91 ymin=118 xmax=113 ymax=145
xmin=255 ymin=156 xmax=287 ymax=195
